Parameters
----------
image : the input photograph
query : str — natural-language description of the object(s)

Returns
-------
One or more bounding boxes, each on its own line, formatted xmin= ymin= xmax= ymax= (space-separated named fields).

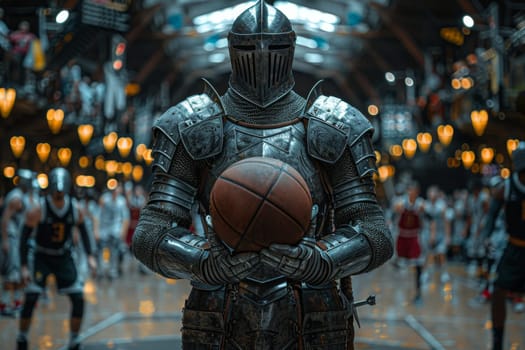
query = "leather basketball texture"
xmin=210 ymin=157 xmax=312 ymax=252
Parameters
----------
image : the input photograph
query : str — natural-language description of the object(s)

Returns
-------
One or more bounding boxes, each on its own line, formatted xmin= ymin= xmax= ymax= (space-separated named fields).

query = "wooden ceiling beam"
xmin=370 ymin=3 xmax=425 ymax=67
xmin=126 ymin=4 xmax=163 ymax=45
xmin=133 ymin=48 xmax=165 ymax=84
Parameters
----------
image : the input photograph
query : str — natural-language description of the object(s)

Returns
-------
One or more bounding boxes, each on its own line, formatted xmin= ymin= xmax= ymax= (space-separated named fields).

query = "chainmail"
xmin=221 ymin=88 xmax=305 ymax=125
xmin=132 ymin=206 xmax=173 ymax=272
xmin=327 ymin=150 xmax=394 ymax=271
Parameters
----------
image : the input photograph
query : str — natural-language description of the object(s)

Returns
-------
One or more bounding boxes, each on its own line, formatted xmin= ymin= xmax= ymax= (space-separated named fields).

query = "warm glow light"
xmin=377 ymin=165 xmax=395 ymax=182
xmin=471 ymin=109 xmax=489 ymax=136
xmin=143 ymin=149 xmax=154 ymax=166
xmin=416 ymin=132 xmax=432 ymax=152
xmin=105 ymin=160 xmax=118 ymax=176
xmin=3 ymin=166 xmax=15 ymax=178
xmin=367 ymin=104 xmax=379 ymax=116
xmin=77 ymin=124 xmax=94 ymax=146
xmin=58 ymin=147 xmax=72 ymax=166
xmin=135 ymin=143 xmax=147 ymax=162
xmin=79 ymin=156 xmax=90 ymax=168
xmin=117 ymin=137 xmax=133 ymax=158
xmin=10 ymin=136 xmax=25 ymax=158
xmin=46 ymin=108 xmax=64 ymax=134
xmin=501 ymin=168 xmax=510 ymax=179
xmin=507 ymin=139 xmax=520 ymax=156
xmin=0 ymin=87 xmax=16 ymax=118
xmin=76 ymin=175 xmax=96 ymax=188
xmin=132 ymin=165 xmax=144 ymax=182
xmin=37 ymin=173 xmax=48 ymax=189
xmin=103 ymin=132 xmax=118 ymax=153
xmin=122 ymin=162 xmax=133 ymax=177
xmin=451 ymin=78 xmax=461 ymax=90
xmin=107 ymin=178 xmax=118 ymax=190
xmin=374 ymin=150 xmax=381 ymax=165
xmin=389 ymin=144 xmax=403 ymax=159
xmin=402 ymin=139 xmax=417 ymax=159
xmin=113 ymin=59 xmax=123 ymax=70
xmin=95 ymin=156 xmax=105 ymax=170
xmin=461 ymin=150 xmax=476 ymax=169
xmin=437 ymin=124 xmax=454 ymax=146
xmin=461 ymin=77 xmax=473 ymax=89
xmin=480 ymin=147 xmax=494 ymax=164
xmin=36 ymin=143 xmax=51 ymax=163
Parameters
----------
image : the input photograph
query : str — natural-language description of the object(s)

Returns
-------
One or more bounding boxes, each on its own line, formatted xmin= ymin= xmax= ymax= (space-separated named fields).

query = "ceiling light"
xmin=56 ymin=10 xmax=69 ymax=24
xmin=462 ymin=15 xmax=474 ymax=28
xmin=385 ymin=72 xmax=395 ymax=83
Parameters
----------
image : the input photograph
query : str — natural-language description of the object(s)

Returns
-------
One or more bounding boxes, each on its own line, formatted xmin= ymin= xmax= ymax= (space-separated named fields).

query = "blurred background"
xmin=1 ymin=1 xmax=525 ymax=349
xmin=0 ymin=0 xmax=524 ymax=195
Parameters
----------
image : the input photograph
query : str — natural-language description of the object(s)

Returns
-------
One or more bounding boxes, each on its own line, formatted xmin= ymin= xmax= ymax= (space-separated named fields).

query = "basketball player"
xmin=132 ymin=2 xmax=393 ymax=348
xmin=393 ymin=181 xmax=426 ymax=303
xmin=16 ymin=167 xmax=96 ymax=350
xmin=484 ymin=143 xmax=525 ymax=350
xmin=0 ymin=169 xmax=36 ymax=316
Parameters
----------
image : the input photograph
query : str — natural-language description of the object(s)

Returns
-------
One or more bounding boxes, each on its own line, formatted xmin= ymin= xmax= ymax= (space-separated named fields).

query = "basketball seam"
xmin=216 ymin=174 xmax=310 ymax=234
xmin=213 ymin=159 xmax=311 ymax=250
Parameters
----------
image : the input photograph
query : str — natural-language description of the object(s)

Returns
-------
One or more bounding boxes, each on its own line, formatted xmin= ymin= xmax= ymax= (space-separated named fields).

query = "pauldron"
xmin=305 ymin=92 xmax=376 ymax=177
xmin=151 ymin=79 xmax=225 ymax=171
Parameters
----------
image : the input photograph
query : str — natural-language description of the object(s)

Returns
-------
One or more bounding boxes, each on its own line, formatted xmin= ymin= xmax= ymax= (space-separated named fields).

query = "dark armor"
xmin=132 ymin=1 xmax=393 ymax=348
xmin=228 ymin=1 xmax=296 ymax=108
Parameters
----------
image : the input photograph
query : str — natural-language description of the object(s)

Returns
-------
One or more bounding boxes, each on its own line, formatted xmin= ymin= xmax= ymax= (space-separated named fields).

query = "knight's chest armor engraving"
xmin=202 ymin=119 xmax=325 ymax=209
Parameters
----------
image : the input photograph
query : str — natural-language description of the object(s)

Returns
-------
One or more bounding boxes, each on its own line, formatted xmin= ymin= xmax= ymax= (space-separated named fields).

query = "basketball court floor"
xmin=1 ymin=258 xmax=524 ymax=350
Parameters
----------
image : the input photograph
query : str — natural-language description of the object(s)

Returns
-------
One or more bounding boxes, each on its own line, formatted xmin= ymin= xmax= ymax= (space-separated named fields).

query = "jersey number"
xmin=51 ymin=223 xmax=65 ymax=243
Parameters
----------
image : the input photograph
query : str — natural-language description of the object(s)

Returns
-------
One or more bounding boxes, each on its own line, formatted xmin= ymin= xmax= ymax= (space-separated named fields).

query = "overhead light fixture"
xmin=0 ymin=87 xmax=16 ymax=118
xmin=46 ymin=108 xmax=64 ymax=134
xmin=462 ymin=15 xmax=474 ymax=28
xmin=385 ymin=72 xmax=395 ymax=83
xmin=10 ymin=136 xmax=25 ymax=158
xmin=56 ymin=9 xmax=70 ymax=24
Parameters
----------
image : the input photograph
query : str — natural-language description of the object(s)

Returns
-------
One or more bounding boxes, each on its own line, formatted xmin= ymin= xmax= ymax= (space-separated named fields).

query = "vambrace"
xmin=333 ymin=176 xmax=376 ymax=208
xmin=330 ymin=154 xmax=394 ymax=272
xmin=155 ymin=228 xmax=209 ymax=281
xmin=317 ymin=225 xmax=372 ymax=280
xmin=148 ymin=173 xmax=197 ymax=219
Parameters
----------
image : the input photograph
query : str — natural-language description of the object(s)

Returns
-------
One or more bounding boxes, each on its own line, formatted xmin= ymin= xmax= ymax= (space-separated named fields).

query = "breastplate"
xmin=200 ymin=119 xmax=329 ymax=284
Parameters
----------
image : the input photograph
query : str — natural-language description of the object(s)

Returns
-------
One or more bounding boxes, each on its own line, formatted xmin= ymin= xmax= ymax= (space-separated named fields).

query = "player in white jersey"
xmin=0 ymin=170 xmax=37 ymax=316
xmin=97 ymin=182 xmax=129 ymax=279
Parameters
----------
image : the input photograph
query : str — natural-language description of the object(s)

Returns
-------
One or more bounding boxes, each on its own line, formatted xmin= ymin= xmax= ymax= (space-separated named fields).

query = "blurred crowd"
xmin=385 ymin=175 xmax=524 ymax=312
xmin=0 ymin=170 xmax=148 ymax=318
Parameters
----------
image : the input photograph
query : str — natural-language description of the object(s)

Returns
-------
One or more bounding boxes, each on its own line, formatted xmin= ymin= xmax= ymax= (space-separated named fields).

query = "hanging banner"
xmin=81 ymin=0 xmax=131 ymax=32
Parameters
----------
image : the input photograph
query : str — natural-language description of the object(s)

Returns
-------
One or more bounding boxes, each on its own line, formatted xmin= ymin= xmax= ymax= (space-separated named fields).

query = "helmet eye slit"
xmin=268 ymin=44 xmax=290 ymax=50
xmin=233 ymin=45 xmax=256 ymax=51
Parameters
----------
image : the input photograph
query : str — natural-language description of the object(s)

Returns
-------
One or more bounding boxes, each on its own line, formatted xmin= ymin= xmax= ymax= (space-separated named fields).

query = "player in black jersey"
xmin=16 ymin=168 xmax=97 ymax=350
xmin=483 ymin=143 xmax=525 ymax=350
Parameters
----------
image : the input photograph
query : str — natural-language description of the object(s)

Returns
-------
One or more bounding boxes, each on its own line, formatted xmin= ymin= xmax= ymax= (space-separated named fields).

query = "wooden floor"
xmin=1 ymin=256 xmax=524 ymax=350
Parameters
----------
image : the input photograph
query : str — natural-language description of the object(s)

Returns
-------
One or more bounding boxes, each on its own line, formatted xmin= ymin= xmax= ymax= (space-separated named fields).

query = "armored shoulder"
xmin=152 ymin=92 xmax=224 ymax=172
xmin=306 ymin=95 xmax=376 ymax=177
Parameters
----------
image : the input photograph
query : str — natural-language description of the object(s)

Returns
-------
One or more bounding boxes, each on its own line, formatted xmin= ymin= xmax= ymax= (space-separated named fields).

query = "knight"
xmin=132 ymin=2 xmax=393 ymax=348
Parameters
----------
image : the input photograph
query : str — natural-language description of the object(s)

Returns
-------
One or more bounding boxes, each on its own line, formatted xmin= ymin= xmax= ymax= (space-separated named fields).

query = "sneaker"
xmin=16 ymin=338 xmax=28 ymax=350
xmin=0 ymin=303 xmax=15 ymax=317
xmin=513 ymin=299 xmax=525 ymax=313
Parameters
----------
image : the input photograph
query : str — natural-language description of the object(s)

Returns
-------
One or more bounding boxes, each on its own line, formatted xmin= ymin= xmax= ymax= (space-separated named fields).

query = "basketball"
xmin=209 ymin=157 xmax=312 ymax=252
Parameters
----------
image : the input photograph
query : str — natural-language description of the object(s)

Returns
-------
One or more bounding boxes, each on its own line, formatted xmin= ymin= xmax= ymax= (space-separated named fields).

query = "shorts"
xmin=494 ymin=243 xmax=525 ymax=293
xmin=27 ymin=253 xmax=81 ymax=294
xmin=396 ymin=236 xmax=421 ymax=260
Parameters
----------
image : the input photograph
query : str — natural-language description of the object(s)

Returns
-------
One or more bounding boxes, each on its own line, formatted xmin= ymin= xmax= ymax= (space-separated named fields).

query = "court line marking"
xmin=405 ymin=314 xmax=446 ymax=350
